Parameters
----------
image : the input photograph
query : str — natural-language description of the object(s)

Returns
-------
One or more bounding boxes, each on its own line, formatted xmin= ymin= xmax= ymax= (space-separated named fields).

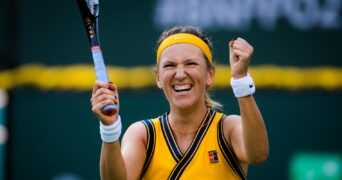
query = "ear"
xmin=155 ymin=67 xmax=163 ymax=89
xmin=206 ymin=67 xmax=215 ymax=88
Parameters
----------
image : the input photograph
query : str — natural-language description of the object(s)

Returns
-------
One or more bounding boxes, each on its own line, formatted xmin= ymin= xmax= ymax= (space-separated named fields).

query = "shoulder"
xmin=220 ymin=114 xmax=242 ymax=138
xmin=214 ymin=111 xmax=241 ymax=127
xmin=122 ymin=116 xmax=161 ymax=146
xmin=223 ymin=114 xmax=241 ymax=124
xmin=127 ymin=120 xmax=147 ymax=132
xmin=125 ymin=116 xmax=160 ymax=134
xmin=122 ymin=121 xmax=147 ymax=146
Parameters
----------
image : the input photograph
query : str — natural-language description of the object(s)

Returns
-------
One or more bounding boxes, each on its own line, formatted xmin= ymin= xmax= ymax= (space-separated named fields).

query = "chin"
xmin=172 ymin=99 xmax=197 ymax=109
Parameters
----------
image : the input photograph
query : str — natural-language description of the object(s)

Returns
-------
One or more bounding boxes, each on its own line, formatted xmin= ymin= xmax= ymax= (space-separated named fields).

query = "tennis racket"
xmin=77 ymin=0 xmax=117 ymax=116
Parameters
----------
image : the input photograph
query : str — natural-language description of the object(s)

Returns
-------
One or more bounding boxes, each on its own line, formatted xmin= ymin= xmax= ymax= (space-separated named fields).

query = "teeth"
xmin=174 ymin=84 xmax=191 ymax=91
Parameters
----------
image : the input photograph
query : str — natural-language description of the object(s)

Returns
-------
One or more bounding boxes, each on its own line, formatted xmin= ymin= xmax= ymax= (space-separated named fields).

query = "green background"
xmin=1 ymin=0 xmax=342 ymax=179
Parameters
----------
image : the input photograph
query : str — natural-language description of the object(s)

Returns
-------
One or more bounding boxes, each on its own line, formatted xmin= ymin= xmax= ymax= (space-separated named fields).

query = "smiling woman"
xmin=156 ymin=42 xmax=214 ymax=113
xmin=91 ymin=25 xmax=269 ymax=180
xmin=155 ymin=28 xmax=220 ymax=110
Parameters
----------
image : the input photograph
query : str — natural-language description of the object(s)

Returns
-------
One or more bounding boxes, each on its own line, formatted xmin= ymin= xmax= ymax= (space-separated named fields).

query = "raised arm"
xmin=91 ymin=81 xmax=126 ymax=179
xmin=225 ymin=38 xmax=269 ymax=164
xmin=91 ymin=81 xmax=147 ymax=179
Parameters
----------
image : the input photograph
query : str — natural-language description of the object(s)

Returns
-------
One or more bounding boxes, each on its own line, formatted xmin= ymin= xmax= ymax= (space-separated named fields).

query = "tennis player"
xmin=91 ymin=25 xmax=269 ymax=180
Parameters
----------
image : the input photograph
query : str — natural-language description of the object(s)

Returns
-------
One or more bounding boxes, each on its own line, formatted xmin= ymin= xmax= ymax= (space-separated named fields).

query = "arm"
xmin=121 ymin=122 xmax=148 ymax=180
xmin=226 ymin=96 xmax=269 ymax=164
xmin=100 ymin=142 xmax=127 ymax=180
xmin=91 ymin=81 xmax=127 ymax=179
xmin=225 ymin=38 xmax=269 ymax=164
xmin=100 ymin=122 xmax=147 ymax=180
xmin=91 ymin=81 xmax=147 ymax=179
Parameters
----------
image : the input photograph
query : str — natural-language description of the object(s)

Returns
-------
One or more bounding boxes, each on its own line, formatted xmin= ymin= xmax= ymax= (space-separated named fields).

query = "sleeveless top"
xmin=140 ymin=109 xmax=246 ymax=180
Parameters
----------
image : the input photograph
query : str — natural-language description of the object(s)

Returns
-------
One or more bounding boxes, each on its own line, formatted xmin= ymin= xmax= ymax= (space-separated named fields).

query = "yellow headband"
xmin=156 ymin=33 xmax=212 ymax=64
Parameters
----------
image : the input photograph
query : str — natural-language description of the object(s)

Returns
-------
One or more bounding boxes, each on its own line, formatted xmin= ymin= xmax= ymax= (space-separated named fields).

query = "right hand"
xmin=91 ymin=80 xmax=120 ymax=125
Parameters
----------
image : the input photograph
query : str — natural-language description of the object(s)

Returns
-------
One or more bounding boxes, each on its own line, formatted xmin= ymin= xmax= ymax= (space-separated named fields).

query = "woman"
xmin=91 ymin=25 xmax=269 ymax=180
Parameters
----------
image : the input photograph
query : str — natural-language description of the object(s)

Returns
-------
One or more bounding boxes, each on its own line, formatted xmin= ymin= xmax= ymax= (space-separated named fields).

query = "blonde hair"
xmin=204 ymin=60 xmax=223 ymax=110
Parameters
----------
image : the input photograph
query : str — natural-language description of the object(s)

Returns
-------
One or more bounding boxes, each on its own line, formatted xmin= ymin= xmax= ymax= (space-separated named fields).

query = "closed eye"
xmin=186 ymin=61 xmax=198 ymax=67
xmin=162 ymin=63 xmax=175 ymax=68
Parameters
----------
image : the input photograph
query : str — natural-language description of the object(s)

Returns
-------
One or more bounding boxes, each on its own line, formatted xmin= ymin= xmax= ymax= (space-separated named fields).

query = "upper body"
xmin=140 ymin=110 xmax=247 ymax=180
xmin=91 ymin=25 xmax=269 ymax=180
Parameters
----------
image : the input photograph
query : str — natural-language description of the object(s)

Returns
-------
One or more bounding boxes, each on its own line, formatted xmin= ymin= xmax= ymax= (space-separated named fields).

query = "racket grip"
xmin=91 ymin=46 xmax=118 ymax=116
xmin=91 ymin=46 xmax=109 ymax=82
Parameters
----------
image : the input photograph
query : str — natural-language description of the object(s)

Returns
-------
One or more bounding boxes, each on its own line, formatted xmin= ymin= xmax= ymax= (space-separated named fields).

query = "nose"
xmin=175 ymin=66 xmax=187 ymax=79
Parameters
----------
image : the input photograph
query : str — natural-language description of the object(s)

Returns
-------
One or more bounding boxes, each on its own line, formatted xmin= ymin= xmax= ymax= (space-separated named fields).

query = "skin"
xmin=227 ymin=38 xmax=269 ymax=165
xmin=91 ymin=37 xmax=269 ymax=180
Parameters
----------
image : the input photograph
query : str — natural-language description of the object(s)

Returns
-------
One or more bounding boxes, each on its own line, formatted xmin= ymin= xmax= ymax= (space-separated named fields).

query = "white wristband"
xmin=230 ymin=74 xmax=256 ymax=98
xmin=99 ymin=115 xmax=122 ymax=143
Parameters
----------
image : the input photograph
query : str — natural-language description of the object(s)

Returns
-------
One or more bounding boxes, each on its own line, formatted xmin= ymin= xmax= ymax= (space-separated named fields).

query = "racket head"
xmin=77 ymin=0 xmax=99 ymax=18
xmin=85 ymin=0 xmax=99 ymax=17
xmin=76 ymin=0 xmax=100 ymax=46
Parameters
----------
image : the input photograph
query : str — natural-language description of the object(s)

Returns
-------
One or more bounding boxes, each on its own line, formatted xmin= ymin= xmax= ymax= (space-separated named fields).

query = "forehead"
xmin=159 ymin=43 xmax=205 ymax=63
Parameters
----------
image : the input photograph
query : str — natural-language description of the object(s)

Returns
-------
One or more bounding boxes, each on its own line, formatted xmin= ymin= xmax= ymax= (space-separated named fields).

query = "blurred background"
xmin=1 ymin=0 xmax=342 ymax=179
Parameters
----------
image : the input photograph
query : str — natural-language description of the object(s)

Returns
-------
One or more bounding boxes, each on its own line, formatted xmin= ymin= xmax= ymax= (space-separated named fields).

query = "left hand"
xmin=229 ymin=37 xmax=254 ymax=79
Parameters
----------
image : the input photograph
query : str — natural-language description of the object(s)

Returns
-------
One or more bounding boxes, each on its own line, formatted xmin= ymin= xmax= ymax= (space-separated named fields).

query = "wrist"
xmin=99 ymin=115 xmax=122 ymax=143
xmin=230 ymin=73 xmax=255 ymax=98
xmin=231 ymin=73 xmax=248 ymax=79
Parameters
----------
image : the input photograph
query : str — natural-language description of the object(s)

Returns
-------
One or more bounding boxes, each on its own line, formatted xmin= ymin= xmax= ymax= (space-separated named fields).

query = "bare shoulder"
xmin=121 ymin=121 xmax=150 ymax=178
xmin=126 ymin=121 xmax=147 ymax=133
xmin=121 ymin=121 xmax=147 ymax=147
xmin=223 ymin=114 xmax=242 ymax=127
xmin=222 ymin=114 xmax=249 ymax=170
xmin=222 ymin=114 xmax=242 ymax=138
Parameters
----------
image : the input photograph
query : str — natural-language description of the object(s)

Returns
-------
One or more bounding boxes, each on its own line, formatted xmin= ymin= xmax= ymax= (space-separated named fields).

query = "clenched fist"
xmin=229 ymin=37 xmax=254 ymax=79
xmin=91 ymin=81 xmax=120 ymax=125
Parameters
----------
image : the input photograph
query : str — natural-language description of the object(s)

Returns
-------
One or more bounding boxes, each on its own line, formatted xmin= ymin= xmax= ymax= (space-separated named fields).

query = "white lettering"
xmin=320 ymin=0 xmax=341 ymax=28
xmin=283 ymin=0 xmax=321 ymax=30
xmin=154 ymin=0 xmax=341 ymax=31
xmin=255 ymin=0 xmax=282 ymax=30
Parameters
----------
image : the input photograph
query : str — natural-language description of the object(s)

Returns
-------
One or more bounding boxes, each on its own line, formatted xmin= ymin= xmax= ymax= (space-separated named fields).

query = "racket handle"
xmin=91 ymin=46 xmax=118 ymax=116
xmin=102 ymin=104 xmax=118 ymax=116
xmin=91 ymin=46 xmax=109 ymax=82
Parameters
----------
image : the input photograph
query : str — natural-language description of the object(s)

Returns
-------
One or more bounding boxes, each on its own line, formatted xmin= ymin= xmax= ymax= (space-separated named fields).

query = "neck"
xmin=168 ymin=104 xmax=209 ymax=134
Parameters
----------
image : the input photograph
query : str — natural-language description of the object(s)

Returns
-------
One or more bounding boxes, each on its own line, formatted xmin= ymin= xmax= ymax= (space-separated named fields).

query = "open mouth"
xmin=173 ymin=84 xmax=192 ymax=92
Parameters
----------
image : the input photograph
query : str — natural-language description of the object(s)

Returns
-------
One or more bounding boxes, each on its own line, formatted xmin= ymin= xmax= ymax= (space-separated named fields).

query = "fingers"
xmin=92 ymin=89 xmax=118 ymax=107
xmin=92 ymin=80 xmax=108 ymax=95
xmin=229 ymin=40 xmax=235 ymax=60
xmin=91 ymin=81 xmax=119 ymax=115
xmin=229 ymin=37 xmax=254 ymax=78
xmin=229 ymin=37 xmax=254 ymax=58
